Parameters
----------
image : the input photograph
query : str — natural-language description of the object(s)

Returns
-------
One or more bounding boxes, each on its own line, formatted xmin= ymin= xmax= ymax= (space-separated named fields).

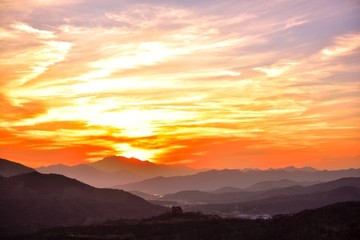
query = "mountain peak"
xmin=102 ymin=155 xmax=153 ymax=165
xmin=90 ymin=156 xmax=154 ymax=173
xmin=89 ymin=156 xmax=197 ymax=179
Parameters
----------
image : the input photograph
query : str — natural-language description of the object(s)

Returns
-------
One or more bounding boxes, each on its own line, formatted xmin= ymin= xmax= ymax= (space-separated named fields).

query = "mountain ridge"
xmin=37 ymin=155 xmax=199 ymax=188
xmin=188 ymin=186 xmax=360 ymax=216
xmin=37 ymin=163 xmax=142 ymax=188
xmin=0 ymin=158 xmax=36 ymax=177
xmin=118 ymin=168 xmax=360 ymax=194
xmin=162 ymin=177 xmax=360 ymax=204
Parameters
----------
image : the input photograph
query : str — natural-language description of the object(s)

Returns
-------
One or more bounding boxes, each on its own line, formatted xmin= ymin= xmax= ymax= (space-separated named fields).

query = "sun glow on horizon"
xmin=114 ymin=143 xmax=158 ymax=162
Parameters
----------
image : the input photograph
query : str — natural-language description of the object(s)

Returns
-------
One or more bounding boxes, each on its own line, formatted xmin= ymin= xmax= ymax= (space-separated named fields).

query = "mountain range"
xmin=243 ymin=179 xmax=320 ymax=192
xmin=118 ymin=168 xmax=360 ymax=194
xmin=36 ymin=156 xmax=360 ymax=194
xmin=210 ymin=179 xmax=320 ymax=193
xmin=1 ymin=157 xmax=359 ymax=237
xmin=188 ymin=186 xmax=360 ymax=216
xmin=162 ymin=177 xmax=360 ymax=204
xmin=37 ymin=156 xmax=199 ymax=188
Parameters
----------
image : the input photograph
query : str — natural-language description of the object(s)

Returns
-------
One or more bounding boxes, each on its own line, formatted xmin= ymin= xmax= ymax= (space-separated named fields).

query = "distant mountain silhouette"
xmin=0 ymin=171 xmax=167 ymax=237
xmin=244 ymin=179 xmax=320 ymax=192
xmin=211 ymin=186 xmax=242 ymax=194
xmin=212 ymin=179 xmax=320 ymax=193
xmin=37 ymin=156 xmax=199 ymax=188
xmin=162 ymin=177 xmax=360 ymax=204
xmin=119 ymin=168 xmax=360 ymax=194
xmin=0 ymin=158 xmax=35 ymax=177
xmin=89 ymin=156 xmax=199 ymax=178
xmin=37 ymin=163 xmax=142 ymax=188
xmin=280 ymin=166 xmax=318 ymax=172
xmin=188 ymin=186 xmax=360 ymax=216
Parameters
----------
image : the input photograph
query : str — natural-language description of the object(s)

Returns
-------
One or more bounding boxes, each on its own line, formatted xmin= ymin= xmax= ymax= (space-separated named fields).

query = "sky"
xmin=0 ymin=0 xmax=359 ymax=170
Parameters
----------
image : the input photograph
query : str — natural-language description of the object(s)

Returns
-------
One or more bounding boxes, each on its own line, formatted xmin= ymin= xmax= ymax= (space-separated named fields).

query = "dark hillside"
xmin=0 ymin=172 xmax=167 ymax=237
xmin=0 ymin=158 xmax=35 ymax=177
xmin=188 ymin=186 xmax=360 ymax=216
xmin=15 ymin=202 xmax=360 ymax=240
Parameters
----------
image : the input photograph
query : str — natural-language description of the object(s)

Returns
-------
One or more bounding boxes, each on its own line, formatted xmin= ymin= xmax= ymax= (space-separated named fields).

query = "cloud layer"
xmin=0 ymin=0 xmax=359 ymax=169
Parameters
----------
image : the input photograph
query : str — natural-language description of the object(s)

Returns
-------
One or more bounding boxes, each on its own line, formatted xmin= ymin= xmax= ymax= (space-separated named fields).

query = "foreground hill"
xmin=16 ymin=202 xmax=360 ymax=240
xmin=162 ymin=177 xmax=360 ymax=204
xmin=119 ymin=168 xmax=360 ymax=194
xmin=0 ymin=172 xmax=167 ymax=237
xmin=0 ymin=158 xmax=35 ymax=177
xmin=188 ymin=186 xmax=360 ymax=216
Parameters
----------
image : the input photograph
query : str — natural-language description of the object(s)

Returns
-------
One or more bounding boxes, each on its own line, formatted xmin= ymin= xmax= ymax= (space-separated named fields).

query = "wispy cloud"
xmin=321 ymin=34 xmax=360 ymax=59
xmin=0 ymin=0 xmax=359 ymax=169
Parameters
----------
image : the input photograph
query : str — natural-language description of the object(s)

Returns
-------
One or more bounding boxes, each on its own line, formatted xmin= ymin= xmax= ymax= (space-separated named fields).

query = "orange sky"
xmin=0 ymin=0 xmax=359 ymax=169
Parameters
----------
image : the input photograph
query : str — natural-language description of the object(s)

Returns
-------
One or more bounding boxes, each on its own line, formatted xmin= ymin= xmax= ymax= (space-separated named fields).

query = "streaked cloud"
xmin=0 ymin=0 xmax=359 ymax=169
xmin=321 ymin=33 xmax=360 ymax=59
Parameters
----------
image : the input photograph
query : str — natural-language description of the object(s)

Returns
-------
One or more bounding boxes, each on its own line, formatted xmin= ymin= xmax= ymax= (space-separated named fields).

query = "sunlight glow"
xmin=0 ymin=0 xmax=359 ymax=169
xmin=114 ymin=143 xmax=158 ymax=161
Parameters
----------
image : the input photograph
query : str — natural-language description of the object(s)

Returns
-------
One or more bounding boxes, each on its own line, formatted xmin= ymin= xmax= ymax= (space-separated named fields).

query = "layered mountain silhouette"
xmin=244 ymin=179 xmax=320 ymax=192
xmin=1 ymin=158 xmax=359 ymax=238
xmin=0 ymin=159 xmax=167 ymax=237
xmin=162 ymin=177 xmax=360 ymax=204
xmin=37 ymin=156 xmax=199 ymax=188
xmin=118 ymin=168 xmax=360 ymax=194
xmin=0 ymin=158 xmax=35 ymax=177
xmin=188 ymin=186 xmax=360 ymax=216
xmin=212 ymin=179 xmax=319 ymax=193
xmin=211 ymin=186 xmax=242 ymax=194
